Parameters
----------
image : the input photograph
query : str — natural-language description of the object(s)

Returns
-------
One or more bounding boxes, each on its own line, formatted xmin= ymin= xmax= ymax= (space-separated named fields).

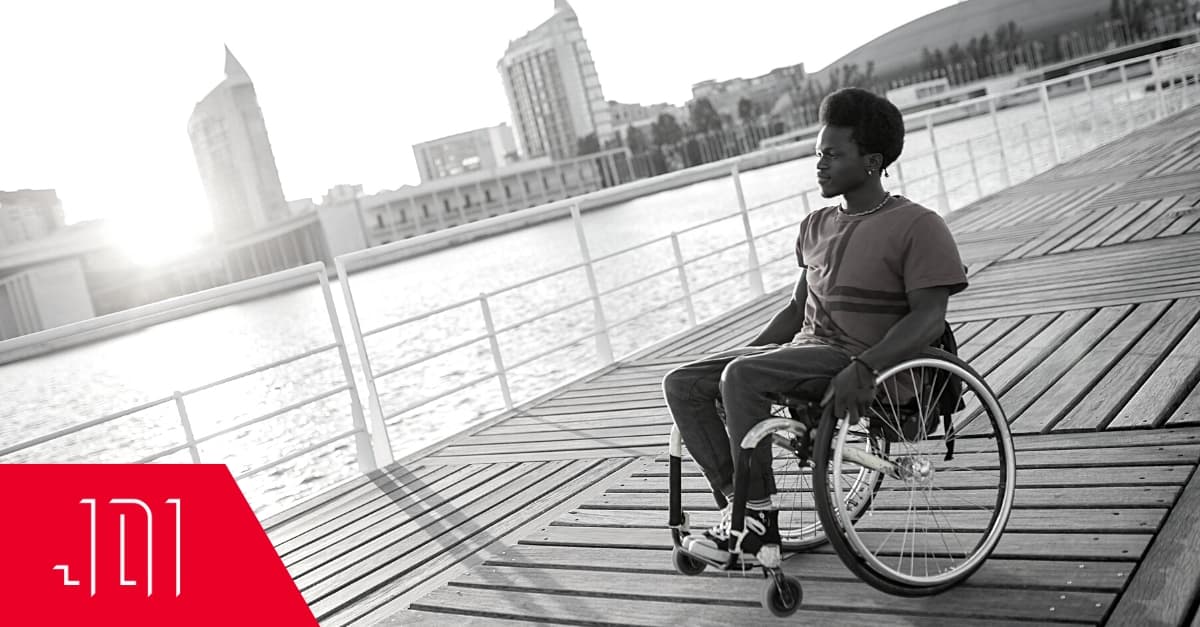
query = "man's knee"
xmin=663 ymin=366 xmax=702 ymax=400
xmin=719 ymin=356 xmax=756 ymax=394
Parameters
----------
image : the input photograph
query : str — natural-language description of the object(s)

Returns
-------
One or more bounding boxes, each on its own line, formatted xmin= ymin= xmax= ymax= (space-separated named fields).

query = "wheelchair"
xmin=667 ymin=345 xmax=1016 ymax=617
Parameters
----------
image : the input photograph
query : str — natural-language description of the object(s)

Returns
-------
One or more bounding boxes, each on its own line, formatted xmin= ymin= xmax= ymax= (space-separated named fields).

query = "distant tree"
xmin=651 ymin=113 xmax=683 ymax=147
xmin=683 ymin=138 xmax=703 ymax=167
xmin=737 ymin=97 xmax=755 ymax=124
xmin=576 ymin=133 xmax=601 ymax=156
xmin=625 ymin=125 xmax=647 ymax=153
xmin=921 ymin=47 xmax=936 ymax=71
xmin=689 ymin=98 xmax=723 ymax=133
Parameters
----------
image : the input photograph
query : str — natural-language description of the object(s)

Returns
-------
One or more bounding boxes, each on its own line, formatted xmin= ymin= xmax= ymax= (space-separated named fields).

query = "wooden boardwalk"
xmin=264 ymin=105 xmax=1200 ymax=626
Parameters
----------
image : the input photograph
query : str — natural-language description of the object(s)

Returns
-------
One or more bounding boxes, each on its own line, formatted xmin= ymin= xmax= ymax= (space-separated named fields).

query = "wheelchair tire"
xmin=812 ymin=347 xmax=1016 ymax=596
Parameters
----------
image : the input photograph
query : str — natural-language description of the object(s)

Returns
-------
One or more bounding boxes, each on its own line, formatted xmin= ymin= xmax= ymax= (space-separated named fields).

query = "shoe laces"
xmin=706 ymin=504 xmax=733 ymax=539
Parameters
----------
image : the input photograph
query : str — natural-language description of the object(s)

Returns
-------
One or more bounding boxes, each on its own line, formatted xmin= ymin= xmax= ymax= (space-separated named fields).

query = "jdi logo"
xmin=53 ymin=498 xmax=182 ymax=598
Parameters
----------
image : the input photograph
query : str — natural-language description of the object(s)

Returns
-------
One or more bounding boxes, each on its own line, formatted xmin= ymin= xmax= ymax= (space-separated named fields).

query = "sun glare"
xmin=110 ymin=218 xmax=203 ymax=267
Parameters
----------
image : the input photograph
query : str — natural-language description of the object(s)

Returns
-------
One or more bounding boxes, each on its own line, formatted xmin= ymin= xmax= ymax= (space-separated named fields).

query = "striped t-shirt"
xmin=792 ymin=195 xmax=967 ymax=354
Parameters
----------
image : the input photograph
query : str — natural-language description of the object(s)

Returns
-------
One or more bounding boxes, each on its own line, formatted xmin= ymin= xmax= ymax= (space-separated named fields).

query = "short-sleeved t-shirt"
xmin=792 ymin=195 xmax=967 ymax=354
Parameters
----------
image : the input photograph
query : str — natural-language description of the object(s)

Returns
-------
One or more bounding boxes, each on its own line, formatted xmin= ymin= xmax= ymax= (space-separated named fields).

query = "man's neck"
xmin=841 ymin=183 xmax=887 ymax=215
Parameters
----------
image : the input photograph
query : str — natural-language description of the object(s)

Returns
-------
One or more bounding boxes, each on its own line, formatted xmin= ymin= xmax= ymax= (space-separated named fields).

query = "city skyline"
xmin=0 ymin=0 xmax=958 ymax=258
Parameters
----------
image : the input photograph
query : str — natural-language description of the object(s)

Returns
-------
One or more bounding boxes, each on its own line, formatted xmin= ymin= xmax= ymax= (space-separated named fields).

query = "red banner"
xmin=0 ymin=465 xmax=317 ymax=626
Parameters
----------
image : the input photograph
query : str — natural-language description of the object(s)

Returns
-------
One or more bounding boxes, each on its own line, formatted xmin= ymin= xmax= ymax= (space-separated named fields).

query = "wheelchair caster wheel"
xmin=762 ymin=574 xmax=802 ymax=617
xmin=672 ymin=546 xmax=706 ymax=576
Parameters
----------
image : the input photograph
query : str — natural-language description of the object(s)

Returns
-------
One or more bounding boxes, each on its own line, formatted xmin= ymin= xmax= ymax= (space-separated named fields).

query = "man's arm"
xmin=748 ymin=273 xmax=808 ymax=346
xmin=823 ymin=286 xmax=950 ymax=416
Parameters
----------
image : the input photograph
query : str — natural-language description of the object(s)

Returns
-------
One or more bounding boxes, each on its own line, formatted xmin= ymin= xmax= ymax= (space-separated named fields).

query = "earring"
xmin=883 ymin=168 xmax=890 ymax=178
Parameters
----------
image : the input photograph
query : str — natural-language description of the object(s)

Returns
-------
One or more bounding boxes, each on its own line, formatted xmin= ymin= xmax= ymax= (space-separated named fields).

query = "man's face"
xmin=815 ymin=125 xmax=869 ymax=198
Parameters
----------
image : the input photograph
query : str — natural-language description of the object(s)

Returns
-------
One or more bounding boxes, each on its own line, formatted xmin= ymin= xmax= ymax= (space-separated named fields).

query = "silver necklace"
xmin=839 ymin=191 xmax=892 ymax=217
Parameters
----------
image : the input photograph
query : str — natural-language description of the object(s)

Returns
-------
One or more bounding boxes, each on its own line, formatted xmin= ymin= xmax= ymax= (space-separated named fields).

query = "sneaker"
xmin=682 ymin=507 xmax=780 ymax=563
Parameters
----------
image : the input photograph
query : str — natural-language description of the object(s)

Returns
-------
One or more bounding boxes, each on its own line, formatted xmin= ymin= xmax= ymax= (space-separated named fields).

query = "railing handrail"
xmin=0 ymin=262 xmax=326 ymax=359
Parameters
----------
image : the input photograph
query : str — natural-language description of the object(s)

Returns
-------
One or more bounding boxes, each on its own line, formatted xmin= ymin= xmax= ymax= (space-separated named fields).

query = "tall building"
xmin=188 ymin=46 xmax=289 ymax=240
xmin=498 ymin=0 xmax=612 ymax=160
xmin=413 ymin=124 xmax=518 ymax=182
xmin=0 ymin=189 xmax=65 ymax=246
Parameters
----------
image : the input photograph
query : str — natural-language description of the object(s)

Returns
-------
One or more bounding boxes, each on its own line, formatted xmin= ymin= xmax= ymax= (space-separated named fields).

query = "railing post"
xmin=478 ymin=293 xmax=513 ymax=410
xmin=926 ymin=115 xmax=950 ymax=215
xmin=1149 ymin=55 xmax=1166 ymax=119
xmin=988 ymin=98 xmax=1011 ymax=188
xmin=333 ymin=260 xmax=394 ymax=470
xmin=1022 ymin=121 xmax=1037 ymax=177
xmin=570 ymin=204 xmax=614 ymax=364
xmin=1084 ymin=72 xmax=1099 ymax=144
xmin=730 ymin=164 xmax=765 ymax=297
xmin=892 ymin=161 xmax=907 ymax=197
xmin=801 ymin=189 xmax=812 ymax=214
xmin=173 ymin=392 xmax=202 ymax=464
xmin=670 ymin=233 xmax=697 ymax=326
xmin=1038 ymin=83 xmax=1062 ymax=164
xmin=1120 ymin=63 xmax=1135 ymax=132
xmin=475 ymin=294 xmax=513 ymax=410
xmin=966 ymin=138 xmax=983 ymax=199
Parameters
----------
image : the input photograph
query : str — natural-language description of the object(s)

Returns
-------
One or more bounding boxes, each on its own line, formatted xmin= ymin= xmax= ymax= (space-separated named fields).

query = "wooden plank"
xmin=427 ymin=447 xmax=661 ymax=465
xmin=587 ymin=485 xmax=1181 ymax=511
xmin=622 ymin=465 xmax=1191 ymax=491
xmin=1002 ymin=306 xmax=1130 ymax=424
xmin=525 ymin=526 xmax=1150 ymax=560
xmin=968 ymin=313 xmax=1058 ymax=377
xmin=374 ymin=609 xmax=539 ymax=626
xmin=273 ymin=464 xmax=477 ymax=555
xmin=957 ymin=316 xmax=1026 ymax=362
xmin=667 ymin=441 xmax=1200 ymax=469
xmin=434 ymin=434 xmax=667 ymax=457
xmin=982 ymin=308 xmax=1093 ymax=396
xmin=481 ymin=414 xmax=670 ymax=436
xmin=1054 ymin=298 xmax=1200 ymax=431
xmin=444 ymin=565 xmax=1114 ymax=623
xmin=505 ymin=405 xmax=666 ymax=421
xmin=285 ymin=462 xmax=519 ymax=570
xmin=1109 ymin=307 xmax=1200 ymax=428
xmin=411 ymin=585 xmax=1033 ymax=627
xmin=265 ymin=463 xmax=450 ymax=544
xmin=299 ymin=458 xmax=577 ymax=612
xmin=1167 ymin=384 xmax=1200 ymax=426
xmin=1106 ymin=462 xmax=1200 ymax=627
xmin=559 ymin=507 xmax=1165 ymax=534
xmin=322 ymin=457 xmax=633 ymax=626
xmin=485 ymin=544 xmax=1135 ymax=592
xmin=1104 ymin=195 xmax=1189 ymax=246
xmin=462 ymin=424 xmax=671 ymax=446
xmin=1069 ymin=198 xmax=1165 ymax=251
xmin=1017 ymin=301 xmax=1168 ymax=434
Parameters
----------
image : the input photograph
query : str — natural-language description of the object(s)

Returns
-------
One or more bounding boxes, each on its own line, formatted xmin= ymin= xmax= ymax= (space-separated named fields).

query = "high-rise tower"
xmin=188 ymin=47 xmax=289 ymax=239
xmin=498 ymin=0 xmax=612 ymax=160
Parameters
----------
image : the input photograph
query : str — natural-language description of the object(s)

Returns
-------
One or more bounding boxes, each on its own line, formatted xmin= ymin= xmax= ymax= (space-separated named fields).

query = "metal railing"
xmin=4 ymin=42 xmax=1196 ymax=515
xmin=0 ymin=263 xmax=377 ymax=481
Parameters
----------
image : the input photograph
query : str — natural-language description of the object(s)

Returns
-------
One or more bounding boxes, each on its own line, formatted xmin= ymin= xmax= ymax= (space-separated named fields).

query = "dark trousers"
xmin=662 ymin=343 xmax=850 ymax=504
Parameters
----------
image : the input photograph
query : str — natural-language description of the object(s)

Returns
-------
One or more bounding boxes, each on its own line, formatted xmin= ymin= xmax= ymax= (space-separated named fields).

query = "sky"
xmin=0 ymin=0 xmax=960 ymax=253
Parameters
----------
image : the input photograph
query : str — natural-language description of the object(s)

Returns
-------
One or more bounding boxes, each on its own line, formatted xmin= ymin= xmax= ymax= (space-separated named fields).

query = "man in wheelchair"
xmin=662 ymin=87 xmax=968 ymax=564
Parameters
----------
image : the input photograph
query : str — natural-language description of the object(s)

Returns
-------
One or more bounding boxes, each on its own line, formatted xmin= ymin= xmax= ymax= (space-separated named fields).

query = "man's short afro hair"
xmin=818 ymin=87 xmax=905 ymax=168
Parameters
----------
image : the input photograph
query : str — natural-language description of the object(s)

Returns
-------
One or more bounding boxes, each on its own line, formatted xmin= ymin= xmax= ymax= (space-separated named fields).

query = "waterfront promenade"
xmin=261 ymin=104 xmax=1200 ymax=625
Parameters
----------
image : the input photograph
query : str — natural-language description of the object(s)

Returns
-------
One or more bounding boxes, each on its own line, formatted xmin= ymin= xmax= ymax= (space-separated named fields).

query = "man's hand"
xmin=821 ymin=362 xmax=876 ymax=419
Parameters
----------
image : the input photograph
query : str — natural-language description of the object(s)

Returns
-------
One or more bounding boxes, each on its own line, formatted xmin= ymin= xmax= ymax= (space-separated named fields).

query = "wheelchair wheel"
xmin=812 ymin=348 xmax=1016 ymax=596
xmin=768 ymin=404 xmax=888 ymax=552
